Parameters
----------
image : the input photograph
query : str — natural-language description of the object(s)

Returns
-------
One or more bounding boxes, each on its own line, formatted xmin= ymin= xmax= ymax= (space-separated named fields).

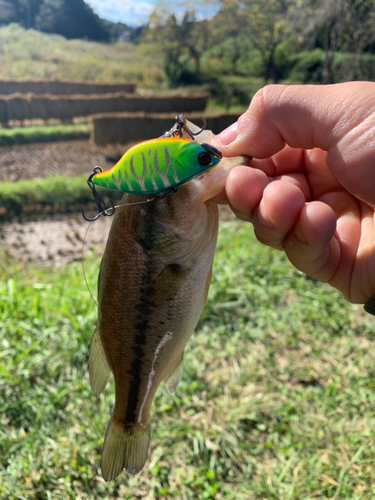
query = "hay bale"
xmin=0 ymin=92 xmax=208 ymax=124
xmin=0 ymin=79 xmax=136 ymax=95
xmin=91 ymin=112 xmax=241 ymax=146
xmin=0 ymin=98 xmax=8 ymax=124
xmin=5 ymin=93 xmax=30 ymax=121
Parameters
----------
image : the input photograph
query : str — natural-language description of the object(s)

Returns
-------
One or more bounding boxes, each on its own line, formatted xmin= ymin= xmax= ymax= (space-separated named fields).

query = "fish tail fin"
xmin=89 ymin=324 xmax=111 ymax=396
xmin=101 ymin=418 xmax=151 ymax=480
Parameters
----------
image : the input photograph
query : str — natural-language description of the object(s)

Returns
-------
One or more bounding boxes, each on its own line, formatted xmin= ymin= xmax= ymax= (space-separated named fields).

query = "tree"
xmin=208 ymin=0 xmax=302 ymax=83
xmin=145 ymin=0 xmax=215 ymax=85
xmin=208 ymin=0 xmax=249 ymax=74
xmin=0 ymin=0 xmax=44 ymax=28
xmin=36 ymin=0 xmax=110 ymax=41
xmin=302 ymin=0 xmax=375 ymax=83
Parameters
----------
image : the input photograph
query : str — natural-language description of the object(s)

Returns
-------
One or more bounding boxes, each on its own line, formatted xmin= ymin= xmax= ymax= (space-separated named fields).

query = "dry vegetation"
xmin=0 ymin=24 xmax=163 ymax=87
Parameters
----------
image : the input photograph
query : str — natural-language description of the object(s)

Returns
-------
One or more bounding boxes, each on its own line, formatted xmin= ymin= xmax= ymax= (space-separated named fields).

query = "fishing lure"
xmin=81 ymin=116 xmax=222 ymax=222
xmin=92 ymin=137 xmax=222 ymax=195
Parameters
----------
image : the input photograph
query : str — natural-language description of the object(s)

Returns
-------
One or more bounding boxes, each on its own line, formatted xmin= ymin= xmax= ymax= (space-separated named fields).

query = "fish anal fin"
xmin=89 ymin=324 xmax=111 ymax=396
xmin=101 ymin=419 xmax=151 ymax=480
xmin=204 ymin=266 xmax=213 ymax=305
xmin=165 ymin=352 xmax=184 ymax=395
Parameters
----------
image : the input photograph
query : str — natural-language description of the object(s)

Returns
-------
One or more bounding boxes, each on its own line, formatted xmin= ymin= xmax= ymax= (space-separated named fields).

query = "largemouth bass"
xmin=88 ymin=121 xmax=248 ymax=481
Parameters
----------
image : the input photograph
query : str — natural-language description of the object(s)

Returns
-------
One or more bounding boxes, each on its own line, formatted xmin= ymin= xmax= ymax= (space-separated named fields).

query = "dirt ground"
xmin=0 ymin=212 xmax=113 ymax=266
xmin=0 ymin=204 xmax=234 ymax=266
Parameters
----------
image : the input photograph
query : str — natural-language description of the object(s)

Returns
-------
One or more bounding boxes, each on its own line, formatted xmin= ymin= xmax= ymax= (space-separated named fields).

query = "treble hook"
xmin=81 ymin=166 xmax=115 ymax=222
xmin=160 ymin=114 xmax=207 ymax=140
xmin=175 ymin=114 xmax=207 ymax=140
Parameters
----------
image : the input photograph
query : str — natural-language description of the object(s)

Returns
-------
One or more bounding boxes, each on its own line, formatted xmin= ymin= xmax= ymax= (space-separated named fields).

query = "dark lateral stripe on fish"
xmin=123 ymin=201 xmax=177 ymax=424
xmin=125 ymin=273 xmax=156 ymax=424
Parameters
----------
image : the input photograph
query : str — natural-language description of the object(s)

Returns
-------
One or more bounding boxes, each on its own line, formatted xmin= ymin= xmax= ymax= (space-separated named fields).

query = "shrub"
xmin=288 ymin=50 xmax=375 ymax=83
xmin=333 ymin=52 xmax=375 ymax=82
xmin=288 ymin=49 xmax=325 ymax=83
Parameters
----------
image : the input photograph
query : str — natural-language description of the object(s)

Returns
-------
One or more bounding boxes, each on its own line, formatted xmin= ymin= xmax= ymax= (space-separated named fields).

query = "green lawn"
xmin=0 ymin=219 xmax=374 ymax=499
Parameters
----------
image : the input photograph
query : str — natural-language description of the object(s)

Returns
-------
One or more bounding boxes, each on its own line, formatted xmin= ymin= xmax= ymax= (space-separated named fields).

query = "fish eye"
xmin=198 ymin=152 xmax=212 ymax=166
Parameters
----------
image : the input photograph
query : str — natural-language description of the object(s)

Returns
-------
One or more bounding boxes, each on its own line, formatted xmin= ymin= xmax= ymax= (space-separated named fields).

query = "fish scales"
xmin=89 ymin=121 xmax=249 ymax=480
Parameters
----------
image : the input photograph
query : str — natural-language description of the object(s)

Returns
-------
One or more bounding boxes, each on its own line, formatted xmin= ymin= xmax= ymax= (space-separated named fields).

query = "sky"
xmin=85 ymin=0 xmax=218 ymax=27
xmin=85 ymin=0 xmax=158 ymax=27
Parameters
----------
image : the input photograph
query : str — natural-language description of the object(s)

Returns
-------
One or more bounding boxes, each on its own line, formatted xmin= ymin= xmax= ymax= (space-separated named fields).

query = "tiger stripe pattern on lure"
xmin=92 ymin=137 xmax=222 ymax=195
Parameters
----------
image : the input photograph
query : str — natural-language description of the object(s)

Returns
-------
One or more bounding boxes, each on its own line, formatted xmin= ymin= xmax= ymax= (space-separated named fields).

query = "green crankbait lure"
xmin=81 ymin=115 xmax=222 ymax=222
xmin=91 ymin=137 xmax=222 ymax=195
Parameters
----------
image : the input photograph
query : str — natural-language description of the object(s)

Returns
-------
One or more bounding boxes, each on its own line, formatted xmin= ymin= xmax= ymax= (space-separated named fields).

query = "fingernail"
xmin=215 ymin=122 xmax=238 ymax=146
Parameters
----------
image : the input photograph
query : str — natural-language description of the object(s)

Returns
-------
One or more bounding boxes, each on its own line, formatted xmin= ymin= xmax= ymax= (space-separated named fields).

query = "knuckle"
xmin=251 ymin=84 xmax=287 ymax=113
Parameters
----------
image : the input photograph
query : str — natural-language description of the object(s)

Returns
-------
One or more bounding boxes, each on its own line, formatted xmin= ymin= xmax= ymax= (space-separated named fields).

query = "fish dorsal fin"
xmin=165 ymin=353 xmax=184 ymax=395
xmin=89 ymin=324 xmax=111 ymax=396
xmin=101 ymin=418 xmax=151 ymax=480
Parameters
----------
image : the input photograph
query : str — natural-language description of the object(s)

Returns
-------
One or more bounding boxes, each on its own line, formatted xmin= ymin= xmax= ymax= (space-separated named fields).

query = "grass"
xmin=0 ymin=175 xmax=89 ymax=219
xmin=0 ymin=175 xmax=122 ymax=220
xmin=0 ymin=123 xmax=91 ymax=146
xmin=1 ymin=218 xmax=375 ymax=498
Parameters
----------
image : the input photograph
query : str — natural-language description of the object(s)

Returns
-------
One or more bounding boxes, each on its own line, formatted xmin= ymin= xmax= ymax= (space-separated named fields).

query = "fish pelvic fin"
xmin=89 ymin=324 xmax=111 ymax=396
xmin=101 ymin=419 xmax=151 ymax=480
xmin=165 ymin=352 xmax=184 ymax=395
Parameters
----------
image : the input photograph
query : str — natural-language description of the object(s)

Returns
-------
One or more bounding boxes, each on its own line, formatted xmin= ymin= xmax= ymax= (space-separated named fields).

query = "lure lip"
xmin=200 ymin=142 xmax=222 ymax=160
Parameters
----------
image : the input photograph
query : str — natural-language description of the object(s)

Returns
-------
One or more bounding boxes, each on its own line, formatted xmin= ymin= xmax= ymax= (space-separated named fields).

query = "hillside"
xmin=0 ymin=24 xmax=162 ymax=84
xmin=0 ymin=0 xmax=137 ymax=41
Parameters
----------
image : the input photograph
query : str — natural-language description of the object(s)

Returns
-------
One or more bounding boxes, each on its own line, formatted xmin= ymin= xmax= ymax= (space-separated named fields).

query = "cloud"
xmin=86 ymin=0 xmax=156 ymax=26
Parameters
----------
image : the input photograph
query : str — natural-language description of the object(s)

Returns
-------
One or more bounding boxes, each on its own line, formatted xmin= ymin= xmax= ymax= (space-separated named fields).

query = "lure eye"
xmin=198 ymin=152 xmax=212 ymax=166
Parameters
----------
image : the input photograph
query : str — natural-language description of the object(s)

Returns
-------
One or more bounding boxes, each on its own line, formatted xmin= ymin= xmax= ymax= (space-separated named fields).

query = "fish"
xmin=91 ymin=137 xmax=222 ymax=195
xmin=88 ymin=119 xmax=249 ymax=481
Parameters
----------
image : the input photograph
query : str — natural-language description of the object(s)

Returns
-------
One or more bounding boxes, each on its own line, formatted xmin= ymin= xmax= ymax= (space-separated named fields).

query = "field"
xmin=1 ymin=218 xmax=374 ymax=499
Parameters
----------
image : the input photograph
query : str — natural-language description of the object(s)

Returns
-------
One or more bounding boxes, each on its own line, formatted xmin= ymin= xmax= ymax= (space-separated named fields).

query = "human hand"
xmin=211 ymin=82 xmax=375 ymax=304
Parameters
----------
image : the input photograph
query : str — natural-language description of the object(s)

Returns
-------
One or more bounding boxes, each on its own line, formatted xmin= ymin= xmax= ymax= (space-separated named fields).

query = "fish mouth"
xmin=200 ymin=143 xmax=222 ymax=160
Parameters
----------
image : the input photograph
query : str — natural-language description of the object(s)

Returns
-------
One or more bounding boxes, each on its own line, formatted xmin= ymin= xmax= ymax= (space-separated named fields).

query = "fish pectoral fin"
xmin=89 ymin=324 xmax=111 ymax=396
xmin=164 ymin=352 xmax=184 ymax=395
xmin=101 ymin=419 xmax=151 ymax=480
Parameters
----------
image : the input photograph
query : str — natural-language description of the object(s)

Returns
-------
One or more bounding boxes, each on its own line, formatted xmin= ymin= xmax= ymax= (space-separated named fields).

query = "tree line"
xmin=145 ymin=0 xmax=375 ymax=86
xmin=0 ymin=0 xmax=137 ymax=41
xmin=1 ymin=0 xmax=375 ymax=87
